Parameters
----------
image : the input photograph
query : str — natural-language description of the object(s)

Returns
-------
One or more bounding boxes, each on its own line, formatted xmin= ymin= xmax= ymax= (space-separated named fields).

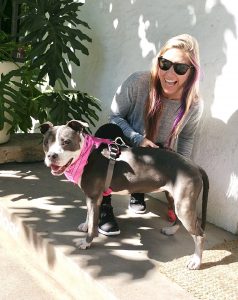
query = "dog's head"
xmin=40 ymin=120 xmax=88 ymax=176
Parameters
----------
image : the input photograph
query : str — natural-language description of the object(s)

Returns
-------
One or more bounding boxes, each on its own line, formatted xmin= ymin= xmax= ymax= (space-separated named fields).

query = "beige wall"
xmin=73 ymin=0 xmax=238 ymax=234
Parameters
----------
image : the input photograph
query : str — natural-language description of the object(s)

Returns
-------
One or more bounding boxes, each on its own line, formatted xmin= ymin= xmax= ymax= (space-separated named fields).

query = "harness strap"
xmin=104 ymin=137 xmax=129 ymax=194
xmin=104 ymin=143 xmax=119 ymax=192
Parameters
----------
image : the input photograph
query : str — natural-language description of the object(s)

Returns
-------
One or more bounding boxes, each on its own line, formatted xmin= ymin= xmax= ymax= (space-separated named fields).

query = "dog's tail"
xmin=199 ymin=167 xmax=209 ymax=231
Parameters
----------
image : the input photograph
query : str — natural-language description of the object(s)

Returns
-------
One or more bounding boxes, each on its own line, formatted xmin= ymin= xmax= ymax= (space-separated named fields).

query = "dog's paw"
xmin=78 ymin=222 xmax=88 ymax=232
xmin=76 ymin=238 xmax=91 ymax=250
xmin=187 ymin=254 xmax=201 ymax=270
xmin=161 ymin=224 xmax=179 ymax=236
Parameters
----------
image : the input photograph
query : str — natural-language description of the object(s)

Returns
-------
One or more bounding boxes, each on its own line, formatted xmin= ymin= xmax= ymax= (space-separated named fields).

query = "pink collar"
xmin=64 ymin=134 xmax=112 ymax=195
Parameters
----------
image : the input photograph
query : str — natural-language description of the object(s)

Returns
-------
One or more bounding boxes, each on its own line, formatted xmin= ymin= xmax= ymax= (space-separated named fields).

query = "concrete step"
xmin=0 ymin=162 xmax=236 ymax=300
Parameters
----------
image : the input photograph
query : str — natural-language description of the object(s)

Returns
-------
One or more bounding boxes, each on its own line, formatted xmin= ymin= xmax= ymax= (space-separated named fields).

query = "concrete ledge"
xmin=0 ymin=133 xmax=44 ymax=164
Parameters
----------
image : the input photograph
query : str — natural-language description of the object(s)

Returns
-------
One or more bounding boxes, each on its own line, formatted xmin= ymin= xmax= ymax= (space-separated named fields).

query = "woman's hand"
xmin=139 ymin=138 xmax=160 ymax=148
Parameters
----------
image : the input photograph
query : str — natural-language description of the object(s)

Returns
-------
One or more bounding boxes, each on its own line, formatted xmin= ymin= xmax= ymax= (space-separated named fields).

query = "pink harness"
xmin=64 ymin=134 xmax=113 ymax=195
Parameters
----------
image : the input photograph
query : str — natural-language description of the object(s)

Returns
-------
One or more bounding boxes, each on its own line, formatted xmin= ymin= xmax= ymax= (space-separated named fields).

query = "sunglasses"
xmin=158 ymin=56 xmax=194 ymax=75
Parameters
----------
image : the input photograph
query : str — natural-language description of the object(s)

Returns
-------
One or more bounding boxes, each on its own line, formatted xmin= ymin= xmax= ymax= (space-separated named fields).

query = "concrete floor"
xmin=0 ymin=162 xmax=236 ymax=300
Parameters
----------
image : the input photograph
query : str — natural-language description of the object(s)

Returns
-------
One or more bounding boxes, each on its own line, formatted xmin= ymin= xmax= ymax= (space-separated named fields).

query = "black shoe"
xmin=98 ymin=204 xmax=120 ymax=236
xmin=129 ymin=193 xmax=146 ymax=214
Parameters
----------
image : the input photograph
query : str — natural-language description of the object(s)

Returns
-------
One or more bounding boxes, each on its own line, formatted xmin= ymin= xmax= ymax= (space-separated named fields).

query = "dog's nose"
xmin=47 ymin=152 xmax=58 ymax=160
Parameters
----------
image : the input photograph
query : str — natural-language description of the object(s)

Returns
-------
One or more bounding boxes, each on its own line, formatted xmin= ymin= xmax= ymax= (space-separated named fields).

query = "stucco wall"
xmin=73 ymin=0 xmax=238 ymax=234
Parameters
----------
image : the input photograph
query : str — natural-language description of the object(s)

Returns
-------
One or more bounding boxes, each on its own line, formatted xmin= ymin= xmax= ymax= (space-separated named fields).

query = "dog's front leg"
xmin=77 ymin=196 xmax=101 ymax=250
xmin=78 ymin=211 xmax=89 ymax=233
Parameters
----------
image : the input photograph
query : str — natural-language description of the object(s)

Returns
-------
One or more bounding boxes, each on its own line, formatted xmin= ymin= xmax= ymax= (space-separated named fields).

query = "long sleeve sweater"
xmin=109 ymin=71 xmax=203 ymax=158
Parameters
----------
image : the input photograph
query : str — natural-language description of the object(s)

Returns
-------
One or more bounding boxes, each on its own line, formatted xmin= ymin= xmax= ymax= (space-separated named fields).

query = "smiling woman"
xmin=94 ymin=34 xmax=203 ymax=237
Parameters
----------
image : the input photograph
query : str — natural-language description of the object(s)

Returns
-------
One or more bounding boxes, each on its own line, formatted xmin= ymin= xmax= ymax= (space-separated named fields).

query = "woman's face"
xmin=158 ymin=48 xmax=192 ymax=100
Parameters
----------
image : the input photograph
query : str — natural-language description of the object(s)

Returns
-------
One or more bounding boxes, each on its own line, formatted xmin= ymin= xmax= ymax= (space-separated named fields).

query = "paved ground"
xmin=0 ymin=229 xmax=72 ymax=300
xmin=0 ymin=161 xmax=236 ymax=300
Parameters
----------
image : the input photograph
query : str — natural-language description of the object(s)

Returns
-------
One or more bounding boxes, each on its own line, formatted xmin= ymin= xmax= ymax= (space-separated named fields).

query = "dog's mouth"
xmin=50 ymin=158 xmax=73 ymax=176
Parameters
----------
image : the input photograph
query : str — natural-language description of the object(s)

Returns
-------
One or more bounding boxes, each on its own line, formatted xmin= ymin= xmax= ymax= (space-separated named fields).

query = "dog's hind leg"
xmin=176 ymin=201 xmax=205 ymax=270
xmin=187 ymin=233 xmax=205 ymax=270
xmin=161 ymin=222 xmax=180 ymax=236
xmin=162 ymin=184 xmax=205 ymax=269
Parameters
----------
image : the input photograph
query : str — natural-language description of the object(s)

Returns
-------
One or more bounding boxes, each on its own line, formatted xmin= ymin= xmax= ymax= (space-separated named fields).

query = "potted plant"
xmin=0 ymin=0 xmax=25 ymax=143
xmin=0 ymin=0 xmax=101 ymax=143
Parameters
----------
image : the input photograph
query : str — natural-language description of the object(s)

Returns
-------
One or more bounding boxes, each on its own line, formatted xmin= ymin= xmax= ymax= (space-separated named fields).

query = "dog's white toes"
xmin=161 ymin=224 xmax=179 ymax=236
xmin=78 ymin=222 xmax=88 ymax=232
xmin=76 ymin=238 xmax=91 ymax=250
xmin=187 ymin=254 xmax=201 ymax=270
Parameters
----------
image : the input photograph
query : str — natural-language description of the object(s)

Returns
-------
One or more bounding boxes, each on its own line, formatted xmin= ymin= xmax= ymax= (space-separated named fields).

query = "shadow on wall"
xmin=190 ymin=1 xmax=238 ymax=232
xmin=77 ymin=0 xmax=237 ymax=232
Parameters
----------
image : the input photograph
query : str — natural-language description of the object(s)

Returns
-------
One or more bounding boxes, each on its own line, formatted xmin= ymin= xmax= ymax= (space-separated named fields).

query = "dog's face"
xmin=40 ymin=120 xmax=88 ymax=176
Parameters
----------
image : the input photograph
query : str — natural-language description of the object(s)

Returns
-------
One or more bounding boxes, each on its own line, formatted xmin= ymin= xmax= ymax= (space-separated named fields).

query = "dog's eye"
xmin=62 ymin=139 xmax=71 ymax=146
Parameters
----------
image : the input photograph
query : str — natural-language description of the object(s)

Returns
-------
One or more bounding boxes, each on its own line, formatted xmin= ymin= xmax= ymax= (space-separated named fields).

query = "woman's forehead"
xmin=162 ymin=48 xmax=190 ymax=64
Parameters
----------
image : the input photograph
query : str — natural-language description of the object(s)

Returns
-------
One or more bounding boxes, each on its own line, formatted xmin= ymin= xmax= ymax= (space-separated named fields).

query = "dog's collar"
xmin=64 ymin=134 xmax=112 ymax=195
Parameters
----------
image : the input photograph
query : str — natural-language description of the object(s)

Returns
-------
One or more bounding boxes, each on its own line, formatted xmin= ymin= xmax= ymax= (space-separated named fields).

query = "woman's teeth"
xmin=165 ymin=79 xmax=176 ymax=86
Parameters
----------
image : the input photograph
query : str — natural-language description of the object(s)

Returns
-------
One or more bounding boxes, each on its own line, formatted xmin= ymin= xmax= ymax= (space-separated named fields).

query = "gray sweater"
xmin=110 ymin=71 xmax=203 ymax=158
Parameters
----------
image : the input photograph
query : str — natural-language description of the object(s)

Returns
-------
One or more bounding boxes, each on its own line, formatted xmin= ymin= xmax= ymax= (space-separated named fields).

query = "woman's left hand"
xmin=139 ymin=138 xmax=160 ymax=148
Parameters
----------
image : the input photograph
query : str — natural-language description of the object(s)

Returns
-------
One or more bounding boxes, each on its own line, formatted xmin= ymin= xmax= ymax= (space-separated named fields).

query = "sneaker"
xmin=129 ymin=194 xmax=146 ymax=214
xmin=98 ymin=204 xmax=120 ymax=236
xmin=168 ymin=209 xmax=177 ymax=223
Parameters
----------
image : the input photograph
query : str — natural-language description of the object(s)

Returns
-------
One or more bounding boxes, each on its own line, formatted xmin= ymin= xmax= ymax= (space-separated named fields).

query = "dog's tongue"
xmin=51 ymin=164 xmax=61 ymax=171
xmin=51 ymin=164 xmax=65 ymax=175
xmin=50 ymin=159 xmax=73 ymax=175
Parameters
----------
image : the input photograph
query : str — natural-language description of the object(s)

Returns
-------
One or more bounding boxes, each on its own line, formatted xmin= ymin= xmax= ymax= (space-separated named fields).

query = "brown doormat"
xmin=158 ymin=239 xmax=238 ymax=300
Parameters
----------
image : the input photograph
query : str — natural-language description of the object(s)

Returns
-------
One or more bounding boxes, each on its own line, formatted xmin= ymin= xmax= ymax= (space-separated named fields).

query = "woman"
xmin=96 ymin=34 xmax=203 ymax=236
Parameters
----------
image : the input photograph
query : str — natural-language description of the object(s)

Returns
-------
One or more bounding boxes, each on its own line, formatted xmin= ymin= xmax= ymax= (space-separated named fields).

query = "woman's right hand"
xmin=139 ymin=138 xmax=160 ymax=148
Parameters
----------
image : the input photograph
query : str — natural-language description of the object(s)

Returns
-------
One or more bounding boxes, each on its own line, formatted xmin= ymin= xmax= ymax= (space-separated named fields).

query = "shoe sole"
xmin=98 ymin=228 xmax=120 ymax=236
xmin=128 ymin=205 xmax=146 ymax=214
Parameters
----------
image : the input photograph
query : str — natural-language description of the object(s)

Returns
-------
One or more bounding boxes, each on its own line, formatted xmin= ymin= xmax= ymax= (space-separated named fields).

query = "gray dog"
xmin=40 ymin=120 xmax=209 ymax=270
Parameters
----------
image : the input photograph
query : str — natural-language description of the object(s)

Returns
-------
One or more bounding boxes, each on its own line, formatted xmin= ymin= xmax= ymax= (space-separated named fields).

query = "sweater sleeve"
xmin=177 ymin=100 xmax=203 ymax=158
xmin=109 ymin=73 xmax=145 ymax=146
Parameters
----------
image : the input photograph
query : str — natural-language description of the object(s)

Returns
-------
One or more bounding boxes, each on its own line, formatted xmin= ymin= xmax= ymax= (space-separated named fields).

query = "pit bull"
xmin=40 ymin=120 xmax=209 ymax=270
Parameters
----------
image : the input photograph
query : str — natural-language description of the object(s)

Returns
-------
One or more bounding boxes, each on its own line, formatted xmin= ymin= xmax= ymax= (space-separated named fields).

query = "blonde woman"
xmin=95 ymin=34 xmax=203 ymax=236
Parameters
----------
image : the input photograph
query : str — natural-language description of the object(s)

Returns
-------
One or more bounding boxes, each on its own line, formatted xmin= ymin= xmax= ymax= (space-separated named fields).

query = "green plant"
xmin=0 ymin=0 xmax=26 ymax=62
xmin=0 ymin=0 xmax=101 ymax=133
xmin=0 ymin=30 xmax=19 ymax=61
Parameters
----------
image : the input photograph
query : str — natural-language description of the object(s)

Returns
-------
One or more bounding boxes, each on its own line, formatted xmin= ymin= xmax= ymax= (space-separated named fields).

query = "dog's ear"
xmin=39 ymin=122 xmax=53 ymax=135
xmin=66 ymin=120 xmax=89 ymax=133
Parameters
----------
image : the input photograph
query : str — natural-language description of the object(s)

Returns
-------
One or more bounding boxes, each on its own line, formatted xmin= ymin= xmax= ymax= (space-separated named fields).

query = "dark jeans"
xmin=94 ymin=123 xmax=129 ymax=145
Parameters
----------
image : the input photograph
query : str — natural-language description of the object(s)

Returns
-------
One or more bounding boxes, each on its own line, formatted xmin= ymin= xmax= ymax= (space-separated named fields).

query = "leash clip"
xmin=114 ymin=137 xmax=129 ymax=148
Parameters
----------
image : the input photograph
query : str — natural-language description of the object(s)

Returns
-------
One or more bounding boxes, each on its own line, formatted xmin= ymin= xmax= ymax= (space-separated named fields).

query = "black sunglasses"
xmin=158 ymin=56 xmax=194 ymax=75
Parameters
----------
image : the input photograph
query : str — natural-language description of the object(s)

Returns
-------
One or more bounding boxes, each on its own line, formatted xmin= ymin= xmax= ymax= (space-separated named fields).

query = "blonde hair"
xmin=144 ymin=34 xmax=200 ymax=147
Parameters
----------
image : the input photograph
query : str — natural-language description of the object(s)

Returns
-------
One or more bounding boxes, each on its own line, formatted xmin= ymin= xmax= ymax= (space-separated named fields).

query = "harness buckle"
xmin=108 ymin=143 xmax=119 ymax=160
